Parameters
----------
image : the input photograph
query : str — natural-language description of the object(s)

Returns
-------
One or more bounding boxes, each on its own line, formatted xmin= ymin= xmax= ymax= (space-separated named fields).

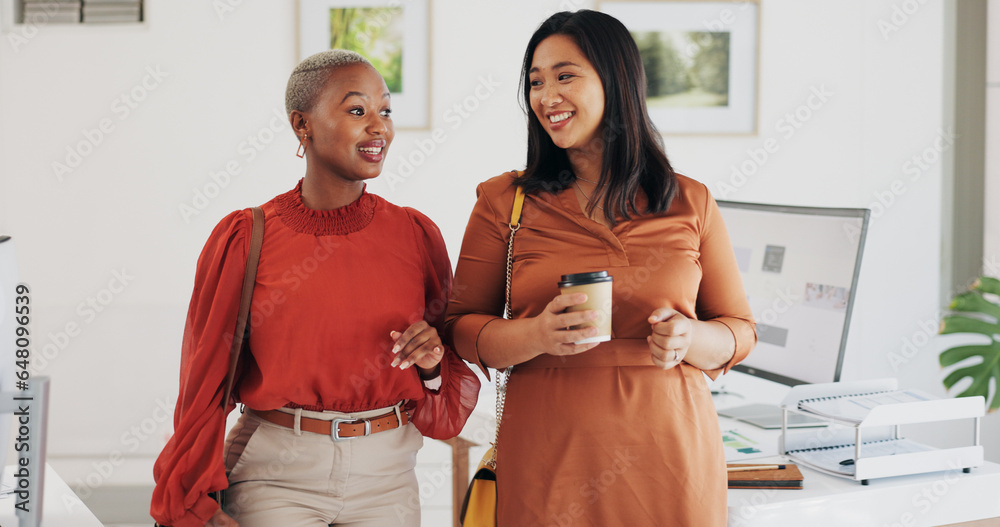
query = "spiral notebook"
xmin=796 ymin=389 xmax=934 ymax=424
xmin=785 ymin=437 xmax=932 ymax=476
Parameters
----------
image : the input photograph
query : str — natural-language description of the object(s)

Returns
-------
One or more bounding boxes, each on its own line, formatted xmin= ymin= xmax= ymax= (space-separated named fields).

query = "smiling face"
xmin=303 ymin=63 xmax=394 ymax=183
xmin=528 ymin=34 xmax=606 ymax=153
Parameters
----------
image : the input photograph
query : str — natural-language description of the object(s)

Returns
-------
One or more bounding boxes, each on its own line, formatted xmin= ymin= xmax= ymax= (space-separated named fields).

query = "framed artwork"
xmin=600 ymin=0 xmax=760 ymax=135
xmin=298 ymin=0 xmax=430 ymax=129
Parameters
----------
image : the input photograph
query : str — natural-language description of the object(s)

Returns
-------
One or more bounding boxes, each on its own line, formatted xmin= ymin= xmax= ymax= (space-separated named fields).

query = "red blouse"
xmin=151 ymin=181 xmax=480 ymax=527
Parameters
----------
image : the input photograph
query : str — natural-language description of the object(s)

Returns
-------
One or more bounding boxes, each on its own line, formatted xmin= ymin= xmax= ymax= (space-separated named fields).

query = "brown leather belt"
xmin=252 ymin=408 xmax=409 ymax=441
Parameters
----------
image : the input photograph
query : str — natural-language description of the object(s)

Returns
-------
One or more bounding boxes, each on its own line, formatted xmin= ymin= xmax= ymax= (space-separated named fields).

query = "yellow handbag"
xmin=459 ymin=446 xmax=498 ymax=526
xmin=459 ymin=185 xmax=524 ymax=527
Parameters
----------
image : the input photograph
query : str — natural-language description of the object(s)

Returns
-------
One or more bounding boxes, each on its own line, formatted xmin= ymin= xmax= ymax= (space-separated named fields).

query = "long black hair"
xmin=517 ymin=10 xmax=678 ymax=223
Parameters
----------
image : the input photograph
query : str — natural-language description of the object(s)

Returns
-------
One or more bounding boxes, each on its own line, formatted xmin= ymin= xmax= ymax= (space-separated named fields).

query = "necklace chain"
xmin=574 ymin=181 xmax=604 ymax=210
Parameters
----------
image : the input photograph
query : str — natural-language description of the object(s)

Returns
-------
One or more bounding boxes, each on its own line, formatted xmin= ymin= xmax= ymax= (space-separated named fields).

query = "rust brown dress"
xmin=444 ymin=172 xmax=756 ymax=526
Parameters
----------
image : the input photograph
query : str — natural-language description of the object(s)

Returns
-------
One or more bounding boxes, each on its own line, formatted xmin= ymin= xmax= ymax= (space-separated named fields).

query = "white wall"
xmin=0 ymin=0 xmax=994 ymax=497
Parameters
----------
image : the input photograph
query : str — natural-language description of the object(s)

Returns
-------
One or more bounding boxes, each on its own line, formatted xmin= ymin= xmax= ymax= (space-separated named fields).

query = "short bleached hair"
xmin=285 ymin=49 xmax=372 ymax=115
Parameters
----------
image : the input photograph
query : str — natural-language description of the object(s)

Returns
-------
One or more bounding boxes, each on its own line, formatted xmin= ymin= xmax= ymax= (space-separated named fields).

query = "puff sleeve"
xmin=151 ymin=210 xmax=249 ymax=527
xmin=405 ymin=209 xmax=480 ymax=440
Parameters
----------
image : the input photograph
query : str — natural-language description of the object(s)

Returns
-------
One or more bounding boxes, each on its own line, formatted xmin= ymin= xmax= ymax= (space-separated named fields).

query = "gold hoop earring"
xmin=296 ymin=134 xmax=308 ymax=158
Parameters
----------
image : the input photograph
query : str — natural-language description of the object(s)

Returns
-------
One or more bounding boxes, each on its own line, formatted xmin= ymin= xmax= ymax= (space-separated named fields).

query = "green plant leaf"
xmin=973 ymin=276 xmax=1000 ymax=296
xmin=939 ymin=344 xmax=997 ymax=367
xmin=949 ymin=291 xmax=1000 ymax=321
xmin=940 ymin=352 xmax=1000 ymax=412
xmin=939 ymin=276 xmax=1000 ymax=412
xmin=939 ymin=314 xmax=1000 ymax=338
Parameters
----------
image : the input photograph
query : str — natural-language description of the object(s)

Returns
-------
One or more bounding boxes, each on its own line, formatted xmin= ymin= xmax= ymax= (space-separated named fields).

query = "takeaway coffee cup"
xmin=557 ymin=271 xmax=613 ymax=344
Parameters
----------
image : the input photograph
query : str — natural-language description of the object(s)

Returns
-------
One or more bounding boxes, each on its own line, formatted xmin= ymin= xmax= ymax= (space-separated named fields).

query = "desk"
xmin=727 ymin=455 xmax=1000 ymax=526
xmin=715 ymin=372 xmax=1000 ymax=526
xmin=0 ymin=464 xmax=103 ymax=526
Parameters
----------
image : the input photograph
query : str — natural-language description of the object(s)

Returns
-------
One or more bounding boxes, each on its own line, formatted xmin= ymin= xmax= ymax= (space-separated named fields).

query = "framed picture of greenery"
xmin=299 ymin=0 xmax=430 ymax=129
xmin=600 ymin=0 xmax=759 ymax=135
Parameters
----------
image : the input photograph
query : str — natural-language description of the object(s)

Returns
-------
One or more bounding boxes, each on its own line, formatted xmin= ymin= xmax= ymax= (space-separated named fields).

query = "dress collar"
xmin=273 ymin=179 xmax=377 ymax=235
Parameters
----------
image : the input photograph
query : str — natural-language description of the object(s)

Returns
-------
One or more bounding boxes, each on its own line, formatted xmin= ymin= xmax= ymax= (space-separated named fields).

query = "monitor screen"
xmin=716 ymin=201 xmax=870 ymax=386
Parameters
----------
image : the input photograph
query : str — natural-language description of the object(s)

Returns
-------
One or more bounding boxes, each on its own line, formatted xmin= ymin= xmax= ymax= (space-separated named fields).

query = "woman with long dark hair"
xmin=445 ymin=10 xmax=756 ymax=525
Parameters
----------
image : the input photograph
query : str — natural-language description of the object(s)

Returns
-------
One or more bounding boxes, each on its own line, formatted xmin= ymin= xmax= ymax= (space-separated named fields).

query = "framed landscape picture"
xmin=299 ymin=0 xmax=430 ymax=129
xmin=600 ymin=0 xmax=759 ymax=135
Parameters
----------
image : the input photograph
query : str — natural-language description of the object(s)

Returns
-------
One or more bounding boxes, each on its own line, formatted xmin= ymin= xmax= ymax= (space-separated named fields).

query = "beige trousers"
xmin=222 ymin=405 xmax=423 ymax=526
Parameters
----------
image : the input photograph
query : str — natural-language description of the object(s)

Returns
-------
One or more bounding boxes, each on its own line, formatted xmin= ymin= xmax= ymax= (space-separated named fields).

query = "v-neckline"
xmin=555 ymin=186 xmax=631 ymax=267
xmin=568 ymin=183 xmax=614 ymax=229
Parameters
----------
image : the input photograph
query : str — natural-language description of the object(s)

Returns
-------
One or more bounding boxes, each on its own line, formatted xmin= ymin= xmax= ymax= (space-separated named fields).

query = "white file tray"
xmin=778 ymin=379 xmax=985 ymax=484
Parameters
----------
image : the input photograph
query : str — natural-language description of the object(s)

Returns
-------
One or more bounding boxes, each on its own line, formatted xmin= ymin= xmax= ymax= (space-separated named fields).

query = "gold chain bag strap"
xmin=460 ymin=183 xmax=525 ymax=527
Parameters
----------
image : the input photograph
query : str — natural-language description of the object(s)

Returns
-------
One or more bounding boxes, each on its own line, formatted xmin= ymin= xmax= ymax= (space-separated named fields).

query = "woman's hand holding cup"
xmin=529 ymin=293 xmax=603 ymax=357
xmin=557 ymin=271 xmax=613 ymax=344
xmin=647 ymin=308 xmax=691 ymax=369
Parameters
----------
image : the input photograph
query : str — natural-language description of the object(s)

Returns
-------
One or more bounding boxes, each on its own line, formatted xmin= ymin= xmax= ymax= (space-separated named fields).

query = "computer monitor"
xmin=716 ymin=201 xmax=870 ymax=386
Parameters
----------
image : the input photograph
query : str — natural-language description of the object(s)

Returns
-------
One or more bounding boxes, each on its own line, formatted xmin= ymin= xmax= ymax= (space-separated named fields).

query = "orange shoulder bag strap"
xmin=222 ymin=206 xmax=264 ymax=409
